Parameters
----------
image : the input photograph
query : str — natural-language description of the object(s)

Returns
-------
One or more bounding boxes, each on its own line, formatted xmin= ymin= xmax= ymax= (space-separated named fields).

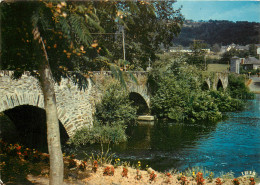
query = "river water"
xmin=107 ymin=94 xmax=260 ymax=177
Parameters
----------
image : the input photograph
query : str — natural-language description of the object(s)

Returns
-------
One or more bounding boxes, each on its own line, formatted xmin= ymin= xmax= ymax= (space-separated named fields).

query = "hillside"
xmin=173 ymin=20 xmax=260 ymax=46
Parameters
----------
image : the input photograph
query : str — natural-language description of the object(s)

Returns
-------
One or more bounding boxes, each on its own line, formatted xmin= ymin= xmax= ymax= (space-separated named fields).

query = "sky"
xmin=174 ymin=0 xmax=260 ymax=22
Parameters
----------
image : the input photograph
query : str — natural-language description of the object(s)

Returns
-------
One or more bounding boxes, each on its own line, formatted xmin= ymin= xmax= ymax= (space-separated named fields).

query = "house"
xmin=220 ymin=43 xmax=249 ymax=54
xmin=242 ymin=57 xmax=260 ymax=70
xmin=230 ymin=56 xmax=241 ymax=74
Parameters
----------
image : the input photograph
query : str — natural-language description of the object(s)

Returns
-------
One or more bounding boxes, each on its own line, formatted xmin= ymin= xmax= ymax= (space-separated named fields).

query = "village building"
xmin=242 ymin=57 xmax=260 ymax=70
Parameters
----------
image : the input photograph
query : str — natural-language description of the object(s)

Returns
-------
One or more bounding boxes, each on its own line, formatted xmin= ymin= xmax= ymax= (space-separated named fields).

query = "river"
xmin=104 ymin=94 xmax=260 ymax=177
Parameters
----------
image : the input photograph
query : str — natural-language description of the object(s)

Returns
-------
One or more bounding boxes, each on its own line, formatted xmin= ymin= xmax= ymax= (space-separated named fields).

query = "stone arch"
xmin=0 ymin=71 xmax=95 ymax=137
xmin=3 ymin=105 xmax=69 ymax=151
xmin=0 ymin=91 xmax=78 ymax=137
xmin=217 ymin=79 xmax=224 ymax=90
xmin=202 ymin=80 xmax=210 ymax=90
xmin=127 ymin=84 xmax=150 ymax=109
xmin=212 ymin=72 xmax=228 ymax=91
xmin=129 ymin=92 xmax=149 ymax=115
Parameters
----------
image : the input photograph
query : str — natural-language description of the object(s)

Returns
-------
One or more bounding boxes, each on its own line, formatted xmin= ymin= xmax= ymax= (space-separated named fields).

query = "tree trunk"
xmin=39 ymin=61 xmax=64 ymax=185
xmin=35 ymin=34 xmax=64 ymax=184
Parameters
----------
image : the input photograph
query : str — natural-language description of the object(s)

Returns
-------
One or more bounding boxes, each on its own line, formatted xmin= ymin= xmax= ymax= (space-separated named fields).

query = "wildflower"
xmin=232 ymin=178 xmax=240 ymax=185
xmin=250 ymin=177 xmax=255 ymax=185
xmin=122 ymin=167 xmax=128 ymax=177
xmin=215 ymin=178 xmax=222 ymax=185
xmin=149 ymin=171 xmax=157 ymax=182
xmin=135 ymin=169 xmax=142 ymax=180
xmin=196 ymin=172 xmax=204 ymax=185
xmin=92 ymin=160 xmax=98 ymax=173
xmin=180 ymin=176 xmax=187 ymax=185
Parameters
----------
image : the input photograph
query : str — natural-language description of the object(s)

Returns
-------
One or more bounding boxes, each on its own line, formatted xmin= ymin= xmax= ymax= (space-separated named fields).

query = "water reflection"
xmin=110 ymin=120 xmax=218 ymax=172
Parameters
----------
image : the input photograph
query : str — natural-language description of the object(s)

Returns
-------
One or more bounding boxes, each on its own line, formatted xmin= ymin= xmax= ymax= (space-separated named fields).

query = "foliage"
xmin=227 ymin=74 xmax=254 ymax=99
xmin=220 ymin=48 xmax=249 ymax=64
xmin=209 ymin=91 xmax=245 ymax=112
xmin=92 ymin=1 xmax=184 ymax=70
xmin=219 ymin=171 xmax=235 ymax=180
xmin=70 ymin=123 xmax=127 ymax=147
xmin=95 ymin=81 xmax=137 ymax=126
xmin=149 ymin=55 xmax=248 ymax=122
xmin=186 ymin=41 xmax=207 ymax=70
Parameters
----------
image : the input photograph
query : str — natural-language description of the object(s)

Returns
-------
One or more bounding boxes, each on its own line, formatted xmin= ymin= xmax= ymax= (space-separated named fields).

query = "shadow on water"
xmin=1 ymin=105 xmax=69 ymax=153
xmin=110 ymin=120 xmax=218 ymax=172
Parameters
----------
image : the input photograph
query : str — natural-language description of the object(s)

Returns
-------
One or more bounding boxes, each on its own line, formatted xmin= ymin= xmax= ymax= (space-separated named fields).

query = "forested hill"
xmin=173 ymin=20 xmax=260 ymax=46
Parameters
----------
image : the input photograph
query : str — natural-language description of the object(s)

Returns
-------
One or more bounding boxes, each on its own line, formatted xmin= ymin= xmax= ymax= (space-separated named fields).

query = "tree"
xmin=211 ymin=43 xmax=220 ymax=53
xmin=1 ymin=1 xmax=105 ymax=184
xmin=90 ymin=1 xmax=184 ymax=70
xmin=186 ymin=40 xmax=207 ymax=69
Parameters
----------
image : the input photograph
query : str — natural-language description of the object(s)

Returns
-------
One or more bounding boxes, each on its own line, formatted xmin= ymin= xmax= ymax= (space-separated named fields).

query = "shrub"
xmin=228 ymin=74 xmax=254 ymax=99
xmin=95 ymin=82 xmax=137 ymax=126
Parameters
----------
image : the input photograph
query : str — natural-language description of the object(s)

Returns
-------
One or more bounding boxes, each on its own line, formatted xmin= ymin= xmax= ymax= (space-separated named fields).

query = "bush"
xmin=95 ymin=82 xmax=137 ymax=126
xmin=149 ymin=55 xmax=249 ymax=123
xmin=227 ymin=74 xmax=254 ymax=99
xmin=70 ymin=123 xmax=127 ymax=147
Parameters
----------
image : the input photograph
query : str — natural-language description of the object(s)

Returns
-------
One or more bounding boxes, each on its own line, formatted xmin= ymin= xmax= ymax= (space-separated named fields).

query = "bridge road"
xmin=248 ymin=76 xmax=260 ymax=93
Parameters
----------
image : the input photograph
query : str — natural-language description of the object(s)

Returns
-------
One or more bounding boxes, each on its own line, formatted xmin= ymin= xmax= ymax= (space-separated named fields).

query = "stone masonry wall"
xmin=0 ymin=70 xmax=151 ymax=137
xmin=0 ymin=71 xmax=94 ymax=137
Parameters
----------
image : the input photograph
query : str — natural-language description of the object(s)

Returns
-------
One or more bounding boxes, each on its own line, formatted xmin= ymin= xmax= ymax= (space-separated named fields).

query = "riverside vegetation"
xmin=0 ymin=54 xmax=255 ymax=184
xmin=67 ymin=54 xmax=255 ymax=180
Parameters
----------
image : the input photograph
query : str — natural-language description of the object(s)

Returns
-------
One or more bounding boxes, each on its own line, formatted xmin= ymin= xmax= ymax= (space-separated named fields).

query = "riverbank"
xmin=21 ymin=162 xmax=260 ymax=185
xmin=1 ymin=145 xmax=258 ymax=185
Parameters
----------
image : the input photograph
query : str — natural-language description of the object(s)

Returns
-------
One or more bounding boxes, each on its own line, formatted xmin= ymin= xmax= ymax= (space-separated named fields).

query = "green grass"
xmin=207 ymin=64 xmax=229 ymax=72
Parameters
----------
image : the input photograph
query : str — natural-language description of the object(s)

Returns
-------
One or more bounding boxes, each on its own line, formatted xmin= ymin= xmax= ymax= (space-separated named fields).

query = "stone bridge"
xmin=203 ymin=72 xmax=229 ymax=90
xmin=0 ymin=70 xmax=228 ymax=137
xmin=0 ymin=70 xmax=150 ymax=137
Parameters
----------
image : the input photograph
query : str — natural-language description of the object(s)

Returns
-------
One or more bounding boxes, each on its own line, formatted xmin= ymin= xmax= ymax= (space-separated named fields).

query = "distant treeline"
xmin=173 ymin=20 xmax=260 ymax=47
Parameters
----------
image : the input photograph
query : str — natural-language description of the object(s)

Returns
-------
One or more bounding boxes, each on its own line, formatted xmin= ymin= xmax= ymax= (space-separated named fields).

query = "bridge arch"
xmin=202 ymin=80 xmax=210 ymax=90
xmin=0 ymin=92 xmax=75 ymax=136
xmin=0 ymin=71 xmax=94 ymax=137
xmin=3 ymin=105 xmax=69 ymax=151
xmin=129 ymin=92 xmax=149 ymax=115
xmin=217 ymin=79 xmax=224 ymax=90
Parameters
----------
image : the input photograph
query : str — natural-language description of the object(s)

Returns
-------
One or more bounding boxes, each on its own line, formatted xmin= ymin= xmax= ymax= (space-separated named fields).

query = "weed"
xmin=135 ymin=169 xmax=142 ymax=180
